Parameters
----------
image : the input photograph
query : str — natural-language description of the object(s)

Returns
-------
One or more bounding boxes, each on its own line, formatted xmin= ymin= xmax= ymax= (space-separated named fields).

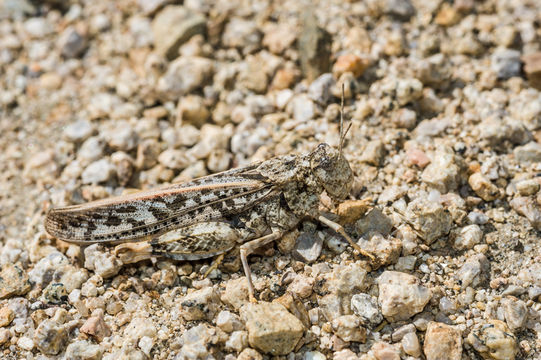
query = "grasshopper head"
xmin=310 ymin=143 xmax=353 ymax=201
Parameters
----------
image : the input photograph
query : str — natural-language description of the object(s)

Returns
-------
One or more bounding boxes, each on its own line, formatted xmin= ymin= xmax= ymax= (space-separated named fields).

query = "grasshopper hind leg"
xmin=116 ymin=222 xmax=241 ymax=264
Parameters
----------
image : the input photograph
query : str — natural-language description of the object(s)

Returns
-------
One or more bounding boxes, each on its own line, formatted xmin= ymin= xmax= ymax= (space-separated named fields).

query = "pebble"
xmin=34 ymin=316 xmax=68 ymax=355
xmin=396 ymin=78 xmax=423 ymax=106
xmin=78 ymin=136 xmax=106 ymax=164
xmin=359 ymin=140 xmax=386 ymax=166
xmin=221 ymin=278 xmax=250 ymax=310
xmin=225 ymin=330 xmax=248 ymax=352
xmin=292 ymin=231 xmax=323 ymax=263
xmin=453 ymin=224 xmax=483 ymax=250
xmin=304 ymin=350 xmax=327 ymax=360
xmin=370 ymin=341 xmax=401 ymax=360
xmin=222 ymin=18 xmax=261 ymax=54
xmin=298 ymin=9 xmax=332 ymax=82
xmin=158 ymin=148 xmax=194 ymax=170
xmin=18 ymin=336 xmax=35 ymax=351
xmin=491 ymin=48 xmax=522 ymax=80
xmin=0 ymin=306 xmax=14 ymax=327
xmin=358 ymin=234 xmax=401 ymax=269
xmin=331 ymin=315 xmax=366 ymax=343
xmin=58 ymin=26 xmax=87 ymax=58
xmin=80 ymin=310 xmax=111 ymax=341
xmin=514 ymin=141 xmax=541 ymax=163
xmin=65 ymin=340 xmax=104 ymax=360
xmin=124 ymin=317 xmax=157 ymax=344
xmin=356 ymin=208 xmax=392 ymax=237
xmin=401 ymin=332 xmax=421 ymax=357
xmin=151 ymin=5 xmax=206 ymax=59
xmin=469 ymin=172 xmax=502 ymax=201
xmin=262 ymin=24 xmax=296 ymax=55
xmin=241 ymin=302 xmax=304 ymax=355
xmin=308 ymin=73 xmax=335 ymax=105
xmin=177 ymin=95 xmax=210 ymax=127
xmin=405 ymin=197 xmax=452 ymax=244
xmin=216 ymin=310 xmax=244 ymax=333
xmin=84 ymin=245 xmax=122 ymax=278
xmin=157 ymin=56 xmax=214 ymax=100
xmin=291 ymin=95 xmax=317 ymax=122
xmin=423 ymin=322 xmax=463 ymax=360
xmin=237 ymin=348 xmax=263 ymax=360
xmin=509 ymin=196 xmax=541 ymax=230
xmin=63 ymin=119 xmax=94 ymax=143
xmin=0 ymin=263 xmax=31 ymax=299
xmin=333 ymin=54 xmax=370 ymax=78
xmin=81 ymin=158 xmax=116 ymax=184
xmin=456 ymin=253 xmax=490 ymax=289
xmin=180 ymin=287 xmax=221 ymax=321
xmin=516 ymin=179 xmax=540 ymax=196
xmin=467 ymin=320 xmax=517 ymax=360
xmin=391 ymin=323 xmax=415 ymax=342
xmin=24 ymin=17 xmax=53 ymax=38
xmin=178 ymin=323 xmax=223 ymax=358
xmin=522 ymin=52 xmax=541 ymax=90
xmin=377 ymin=271 xmax=432 ymax=322
xmin=28 ymin=251 xmax=88 ymax=293
xmin=421 ymin=151 xmax=462 ymax=193
xmin=502 ymin=298 xmax=528 ymax=330
xmin=393 ymin=108 xmax=418 ymax=130
xmin=287 ymin=274 xmax=315 ymax=299
xmin=337 ymin=199 xmax=371 ymax=224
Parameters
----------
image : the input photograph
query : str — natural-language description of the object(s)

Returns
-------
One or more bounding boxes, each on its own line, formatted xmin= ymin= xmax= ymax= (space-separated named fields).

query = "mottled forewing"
xmin=45 ymin=164 xmax=275 ymax=243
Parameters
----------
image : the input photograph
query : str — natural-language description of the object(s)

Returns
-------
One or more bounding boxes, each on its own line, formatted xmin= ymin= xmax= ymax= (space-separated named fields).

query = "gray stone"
xmin=157 ymin=57 xmax=213 ymax=100
xmin=355 ymin=208 xmax=393 ymax=237
xmin=298 ymin=9 xmax=332 ymax=82
xmin=350 ymin=293 xmax=383 ymax=328
xmin=421 ymin=152 xmax=461 ymax=193
xmin=152 ymin=6 xmax=206 ymax=60
xmin=158 ymin=149 xmax=194 ymax=170
xmin=514 ymin=141 xmax=541 ymax=163
xmin=405 ymin=197 xmax=452 ymax=244
xmin=81 ymin=159 xmax=116 ymax=184
xmin=491 ymin=48 xmax=522 ymax=80
xmin=292 ymin=232 xmax=323 ymax=263
xmin=34 ymin=315 xmax=68 ymax=355
xmin=84 ymin=244 xmax=122 ymax=278
xmin=453 ymin=224 xmax=483 ymax=250
xmin=63 ymin=120 xmax=94 ymax=142
xmin=28 ymin=251 xmax=88 ymax=293
xmin=78 ymin=136 xmax=106 ymax=164
xmin=64 ymin=340 xmax=103 ymax=360
xmin=503 ymin=298 xmax=528 ymax=330
xmin=216 ymin=310 xmax=244 ymax=333
xmin=308 ymin=73 xmax=335 ymax=104
xmin=360 ymin=140 xmax=386 ymax=166
xmin=456 ymin=253 xmax=490 ymax=289
xmin=58 ymin=26 xmax=87 ymax=58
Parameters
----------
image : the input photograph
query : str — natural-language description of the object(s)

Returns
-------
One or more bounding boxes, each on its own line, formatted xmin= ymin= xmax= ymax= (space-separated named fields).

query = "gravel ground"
xmin=0 ymin=0 xmax=540 ymax=359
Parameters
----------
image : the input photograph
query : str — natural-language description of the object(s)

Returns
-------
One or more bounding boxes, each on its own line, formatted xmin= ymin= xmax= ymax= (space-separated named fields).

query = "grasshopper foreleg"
xmin=318 ymin=215 xmax=375 ymax=261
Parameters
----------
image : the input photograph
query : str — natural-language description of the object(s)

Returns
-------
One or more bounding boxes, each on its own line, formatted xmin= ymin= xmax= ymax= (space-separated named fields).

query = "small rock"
xmin=64 ymin=340 xmax=103 ymax=360
xmin=63 ymin=120 xmax=94 ymax=142
xmin=298 ymin=9 xmax=332 ymax=82
xmin=103 ymin=121 xmax=138 ymax=151
xmin=402 ymin=332 xmax=421 ymax=357
xmin=177 ymin=95 xmax=210 ymax=128
xmin=34 ymin=317 xmax=68 ymax=355
xmin=238 ymin=348 xmax=263 ymax=360
xmin=207 ymin=149 xmax=232 ymax=173
xmin=225 ymin=330 xmax=248 ymax=352
xmin=337 ymin=199 xmax=371 ymax=224
xmin=292 ymin=232 xmax=323 ymax=264
xmin=358 ymin=234 xmax=401 ymax=269
xmin=423 ymin=322 xmax=462 ymax=360
xmin=331 ymin=315 xmax=366 ymax=343
xmin=391 ymin=323 xmax=415 ymax=342
xmin=405 ymin=197 xmax=452 ymax=244
xmin=393 ymin=108 xmax=418 ymax=130
xmin=222 ymin=18 xmax=261 ymax=54
xmin=308 ymin=73 xmax=335 ymax=104
xmin=157 ymin=57 xmax=213 ymax=100
xmin=178 ymin=323 xmax=224 ymax=358
xmin=351 ymin=293 xmax=383 ymax=328
xmin=434 ymin=2 xmax=460 ymax=26
xmin=333 ymin=54 xmax=370 ymax=78
xmin=516 ymin=179 xmax=540 ymax=196
xmin=377 ymin=271 xmax=432 ymax=322
xmin=262 ymin=24 xmax=296 ymax=55
xmin=17 ymin=336 xmax=34 ymax=351
xmin=0 ymin=306 xmax=14 ymax=327
xmin=221 ymin=278 xmax=250 ymax=310
xmin=491 ymin=48 xmax=522 ymax=80
xmin=469 ymin=173 xmax=502 ymax=201
xmin=80 ymin=310 xmax=111 ymax=341
xmin=467 ymin=320 xmax=517 ymax=360
xmin=81 ymin=159 xmax=116 ymax=184
xmin=216 ymin=310 xmax=244 ymax=333
xmin=456 ymin=253 xmax=490 ymax=289
xmin=124 ymin=317 xmax=157 ymax=343
xmin=304 ymin=351 xmax=326 ymax=360
xmin=78 ymin=136 xmax=106 ymax=164
xmin=356 ymin=208 xmax=393 ymax=237
xmin=158 ymin=149 xmax=194 ymax=170
xmin=58 ymin=26 xmax=87 ymax=58
xmin=28 ymin=251 xmax=88 ymax=293
xmin=238 ymin=55 xmax=270 ymax=94
xmin=421 ymin=151 xmax=461 ymax=193
xmin=287 ymin=274 xmax=315 ymax=299
xmin=453 ymin=224 xmax=483 ymax=250
xmin=518 ymin=263 xmax=541 ymax=286
xmin=514 ymin=141 xmax=541 ymax=163
xmin=152 ymin=5 xmax=206 ymax=59
xmin=370 ymin=341 xmax=401 ymax=360
xmin=273 ymin=292 xmax=311 ymax=328
xmin=84 ymin=245 xmax=122 ymax=278
xmin=503 ymin=298 xmax=528 ymax=330
xmin=359 ymin=140 xmax=385 ymax=166
xmin=382 ymin=0 xmax=415 ymax=19
xmin=41 ymin=283 xmax=68 ymax=304
xmin=510 ymin=196 xmax=541 ymax=230
xmin=180 ymin=287 xmax=221 ymax=321
xmin=0 ymin=263 xmax=31 ymax=299
xmin=291 ymin=95 xmax=316 ymax=122
xmin=241 ymin=302 xmax=304 ymax=355
xmin=396 ymin=78 xmax=423 ymax=105
xmin=522 ymin=52 xmax=541 ymax=90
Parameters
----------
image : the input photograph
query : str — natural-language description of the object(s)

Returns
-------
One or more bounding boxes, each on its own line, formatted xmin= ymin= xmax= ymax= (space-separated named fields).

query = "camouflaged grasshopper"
xmin=45 ymin=94 xmax=372 ymax=301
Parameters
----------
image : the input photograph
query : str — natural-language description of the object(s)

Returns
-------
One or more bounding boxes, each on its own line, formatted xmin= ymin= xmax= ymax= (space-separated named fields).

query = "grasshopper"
xmin=45 ymin=95 xmax=373 ymax=301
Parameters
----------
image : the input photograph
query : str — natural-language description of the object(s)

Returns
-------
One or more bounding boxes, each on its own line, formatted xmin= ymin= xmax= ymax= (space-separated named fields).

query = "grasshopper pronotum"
xmin=45 ymin=91 xmax=373 ymax=301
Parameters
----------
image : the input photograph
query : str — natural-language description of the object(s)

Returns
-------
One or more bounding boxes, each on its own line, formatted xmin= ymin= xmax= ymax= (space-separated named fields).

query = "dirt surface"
xmin=0 ymin=0 xmax=540 ymax=359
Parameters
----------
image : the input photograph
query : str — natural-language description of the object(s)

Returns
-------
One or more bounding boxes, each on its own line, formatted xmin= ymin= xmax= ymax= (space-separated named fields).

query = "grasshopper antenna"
xmin=339 ymin=83 xmax=352 ymax=155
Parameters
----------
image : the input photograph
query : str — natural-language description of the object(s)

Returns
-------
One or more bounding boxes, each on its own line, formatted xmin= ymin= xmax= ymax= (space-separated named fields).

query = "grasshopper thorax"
xmin=309 ymin=143 xmax=353 ymax=201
